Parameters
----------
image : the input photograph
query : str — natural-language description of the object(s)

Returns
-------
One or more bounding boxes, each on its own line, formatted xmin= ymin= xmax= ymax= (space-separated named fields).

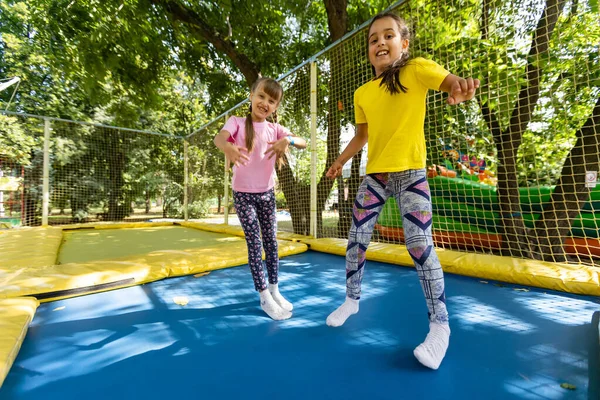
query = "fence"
xmin=2 ymin=0 xmax=599 ymax=265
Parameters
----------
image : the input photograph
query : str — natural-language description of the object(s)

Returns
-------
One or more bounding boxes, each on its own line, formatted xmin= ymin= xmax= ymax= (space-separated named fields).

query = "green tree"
xmin=477 ymin=0 xmax=599 ymax=259
xmin=412 ymin=0 xmax=599 ymax=260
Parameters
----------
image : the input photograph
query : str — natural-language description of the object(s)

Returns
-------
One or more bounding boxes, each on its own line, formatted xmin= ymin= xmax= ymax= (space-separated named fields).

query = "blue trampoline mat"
xmin=1 ymin=251 xmax=598 ymax=400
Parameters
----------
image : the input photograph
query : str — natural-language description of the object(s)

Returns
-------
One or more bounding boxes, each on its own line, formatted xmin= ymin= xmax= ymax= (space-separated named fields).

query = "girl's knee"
xmin=405 ymin=232 xmax=432 ymax=248
xmin=348 ymin=230 xmax=372 ymax=245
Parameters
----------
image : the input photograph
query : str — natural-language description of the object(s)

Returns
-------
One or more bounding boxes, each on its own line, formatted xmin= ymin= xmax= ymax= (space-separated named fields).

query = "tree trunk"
xmin=145 ymin=189 xmax=150 ymax=214
xmin=106 ymin=130 xmax=128 ymax=221
xmin=321 ymin=66 xmax=343 ymax=236
xmin=151 ymin=0 xmax=261 ymax=86
xmin=275 ymin=0 xmax=348 ymax=237
xmin=22 ymin=150 xmax=43 ymax=226
xmin=479 ymin=0 xmax=567 ymax=257
xmin=533 ymin=97 xmax=600 ymax=261
xmin=324 ymin=0 xmax=348 ymax=42
xmin=23 ymin=191 xmax=40 ymax=226
xmin=338 ymin=152 xmax=362 ymax=237
xmin=276 ymin=163 xmax=310 ymax=235
xmin=322 ymin=0 xmax=348 ymax=237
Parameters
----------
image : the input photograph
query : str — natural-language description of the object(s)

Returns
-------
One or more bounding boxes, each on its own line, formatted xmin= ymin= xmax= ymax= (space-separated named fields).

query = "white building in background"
xmin=339 ymin=123 xmax=368 ymax=179
xmin=324 ymin=125 xmax=368 ymax=211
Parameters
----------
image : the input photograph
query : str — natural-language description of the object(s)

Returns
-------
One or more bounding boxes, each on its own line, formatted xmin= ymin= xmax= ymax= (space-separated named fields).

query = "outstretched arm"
xmin=214 ymin=130 xmax=250 ymax=167
xmin=326 ymin=123 xmax=368 ymax=179
xmin=440 ymin=74 xmax=480 ymax=105
xmin=287 ymin=135 xmax=307 ymax=150
xmin=264 ymin=134 xmax=307 ymax=160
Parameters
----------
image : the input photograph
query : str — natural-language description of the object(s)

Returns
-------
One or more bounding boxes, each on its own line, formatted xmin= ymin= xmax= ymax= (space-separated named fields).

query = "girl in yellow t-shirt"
xmin=325 ymin=11 xmax=480 ymax=370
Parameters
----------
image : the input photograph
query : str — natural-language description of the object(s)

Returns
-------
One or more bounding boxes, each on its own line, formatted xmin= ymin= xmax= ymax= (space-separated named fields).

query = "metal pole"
xmin=0 ymin=168 xmax=4 ymax=218
xmin=310 ymin=62 xmax=318 ymax=238
xmin=223 ymin=114 xmax=230 ymax=225
xmin=42 ymin=118 xmax=51 ymax=226
xmin=183 ymin=140 xmax=189 ymax=221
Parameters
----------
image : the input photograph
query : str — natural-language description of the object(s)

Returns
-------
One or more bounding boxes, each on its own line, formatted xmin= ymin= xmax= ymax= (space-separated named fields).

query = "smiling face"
xmin=368 ymin=16 xmax=410 ymax=77
xmin=249 ymin=81 xmax=282 ymax=122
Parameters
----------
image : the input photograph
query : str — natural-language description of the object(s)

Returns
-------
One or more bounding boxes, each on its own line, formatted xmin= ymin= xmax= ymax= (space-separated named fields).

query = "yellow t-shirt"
xmin=354 ymin=57 xmax=450 ymax=174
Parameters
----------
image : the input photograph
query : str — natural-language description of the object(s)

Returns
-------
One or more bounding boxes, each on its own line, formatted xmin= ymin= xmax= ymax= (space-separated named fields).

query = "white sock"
xmin=413 ymin=322 xmax=450 ymax=370
xmin=268 ymin=283 xmax=293 ymax=312
xmin=259 ymin=289 xmax=291 ymax=321
xmin=326 ymin=296 xmax=359 ymax=327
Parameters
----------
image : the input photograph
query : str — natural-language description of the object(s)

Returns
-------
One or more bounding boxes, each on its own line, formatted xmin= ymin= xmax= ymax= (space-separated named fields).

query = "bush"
xmin=167 ymin=200 xmax=209 ymax=219
xmin=73 ymin=209 xmax=88 ymax=222
xmin=187 ymin=200 xmax=209 ymax=219
xmin=275 ymin=191 xmax=287 ymax=209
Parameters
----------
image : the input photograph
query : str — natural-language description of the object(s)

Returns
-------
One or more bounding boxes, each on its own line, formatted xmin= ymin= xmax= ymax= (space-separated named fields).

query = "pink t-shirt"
xmin=222 ymin=116 xmax=291 ymax=193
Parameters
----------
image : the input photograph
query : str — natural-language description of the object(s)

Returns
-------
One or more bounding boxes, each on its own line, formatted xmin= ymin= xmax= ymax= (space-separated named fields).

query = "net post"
xmin=0 ymin=168 xmax=4 ymax=218
xmin=183 ymin=139 xmax=189 ymax=221
xmin=42 ymin=118 xmax=51 ymax=226
xmin=310 ymin=61 xmax=318 ymax=238
xmin=223 ymin=114 xmax=230 ymax=225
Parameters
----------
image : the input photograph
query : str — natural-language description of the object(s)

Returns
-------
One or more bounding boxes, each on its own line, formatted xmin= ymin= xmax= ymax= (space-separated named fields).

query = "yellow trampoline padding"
xmin=0 ymin=260 xmax=169 ymax=301
xmin=132 ymin=238 xmax=308 ymax=278
xmin=63 ymin=221 xmax=174 ymax=230
xmin=181 ymin=222 xmax=315 ymax=243
xmin=0 ymin=297 xmax=38 ymax=388
xmin=303 ymin=238 xmax=600 ymax=296
xmin=276 ymin=231 xmax=314 ymax=242
xmin=0 ymin=227 xmax=63 ymax=270
xmin=179 ymin=221 xmax=245 ymax=237
xmin=1 ymin=235 xmax=307 ymax=302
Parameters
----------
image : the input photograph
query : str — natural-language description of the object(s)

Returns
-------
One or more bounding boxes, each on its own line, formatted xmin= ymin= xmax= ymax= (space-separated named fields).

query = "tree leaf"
xmin=173 ymin=296 xmax=189 ymax=306
xmin=560 ymin=383 xmax=576 ymax=390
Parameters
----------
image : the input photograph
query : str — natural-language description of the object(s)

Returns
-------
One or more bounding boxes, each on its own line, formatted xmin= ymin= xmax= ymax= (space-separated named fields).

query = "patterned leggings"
xmin=346 ymin=169 xmax=448 ymax=323
xmin=233 ymin=189 xmax=279 ymax=292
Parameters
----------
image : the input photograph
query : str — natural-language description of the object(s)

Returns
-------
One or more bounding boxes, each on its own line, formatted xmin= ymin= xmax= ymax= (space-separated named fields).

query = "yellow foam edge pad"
xmin=63 ymin=221 xmax=174 ymax=230
xmin=178 ymin=221 xmax=314 ymax=242
xmin=0 ymin=297 xmax=39 ymax=388
xmin=178 ymin=221 xmax=246 ymax=237
xmin=302 ymin=238 xmax=600 ymax=296
xmin=0 ymin=223 xmax=308 ymax=302
xmin=0 ymin=227 xmax=63 ymax=269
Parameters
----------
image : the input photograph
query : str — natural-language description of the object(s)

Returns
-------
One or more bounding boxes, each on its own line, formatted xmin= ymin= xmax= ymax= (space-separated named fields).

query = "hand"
xmin=447 ymin=77 xmax=480 ymax=105
xmin=265 ymin=138 xmax=290 ymax=160
xmin=326 ymin=160 xmax=344 ymax=179
xmin=224 ymin=143 xmax=250 ymax=167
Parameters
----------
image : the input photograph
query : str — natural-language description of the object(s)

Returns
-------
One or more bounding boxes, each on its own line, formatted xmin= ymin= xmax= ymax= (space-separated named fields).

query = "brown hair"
xmin=367 ymin=12 xmax=411 ymax=94
xmin=245 ymin=77 xmax=283 ymax=153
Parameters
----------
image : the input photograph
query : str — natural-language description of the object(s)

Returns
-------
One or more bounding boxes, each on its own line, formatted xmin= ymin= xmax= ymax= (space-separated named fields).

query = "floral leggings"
xmin=233 ymin=189 xmax=278 ymax=292
xmin=346 ymin=169 xmax=448 ymax=324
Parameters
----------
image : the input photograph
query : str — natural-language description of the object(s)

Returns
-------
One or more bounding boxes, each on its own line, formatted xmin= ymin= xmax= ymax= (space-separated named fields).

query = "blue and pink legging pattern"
xmin=233 ymin=189 xmax=279 ymax=292
xmin=346 ymin=169 xmax=449 ymax=324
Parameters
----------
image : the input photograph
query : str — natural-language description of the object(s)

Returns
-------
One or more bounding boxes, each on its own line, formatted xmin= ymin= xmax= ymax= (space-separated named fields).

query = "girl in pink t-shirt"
xmin=214 ymin=77 xmax=306 ymax=320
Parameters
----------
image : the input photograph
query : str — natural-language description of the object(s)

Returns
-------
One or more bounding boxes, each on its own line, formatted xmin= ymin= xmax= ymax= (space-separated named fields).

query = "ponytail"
xmin=378 ymin=53 xmax=411 ymax=94
xmin=270 ymin=110 xmax=289 ymax=170
xmin=268 ymin=110 xmax=278 ymax=124
xmin=245 ymin=104 xmax=255 ymax=153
